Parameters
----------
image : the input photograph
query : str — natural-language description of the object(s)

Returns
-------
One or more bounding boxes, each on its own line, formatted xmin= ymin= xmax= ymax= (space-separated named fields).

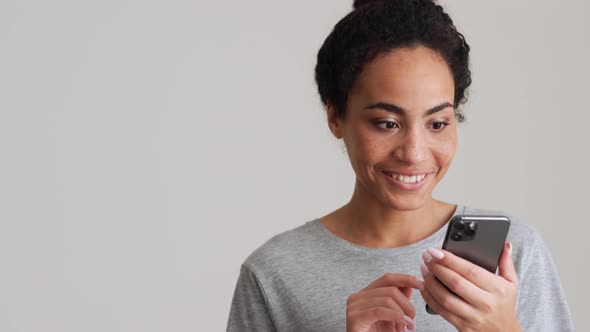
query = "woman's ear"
xmin=326 ymin=103 xmax=344 ymax=139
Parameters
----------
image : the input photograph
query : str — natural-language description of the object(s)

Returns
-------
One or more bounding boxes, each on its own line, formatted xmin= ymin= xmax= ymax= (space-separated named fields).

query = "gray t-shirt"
xmin=226 ymin=205 xmax=573 ymax=331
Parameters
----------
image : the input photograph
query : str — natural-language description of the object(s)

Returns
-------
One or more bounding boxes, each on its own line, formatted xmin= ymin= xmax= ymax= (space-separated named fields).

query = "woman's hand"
xmin=419 ymin=242 xmax=521 ymax=332
xmin=347 ymin=273 xmax=422 ymax=332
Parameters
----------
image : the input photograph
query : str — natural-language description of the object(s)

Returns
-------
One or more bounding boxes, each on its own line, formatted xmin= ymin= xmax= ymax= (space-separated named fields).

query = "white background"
xmin=1 ymin=0 xmax=587 ymax=331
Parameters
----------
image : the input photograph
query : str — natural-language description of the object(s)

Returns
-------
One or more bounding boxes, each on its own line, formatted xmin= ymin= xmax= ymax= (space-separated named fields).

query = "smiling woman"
xmin=226 ymin=0 xmax=573 ymax=331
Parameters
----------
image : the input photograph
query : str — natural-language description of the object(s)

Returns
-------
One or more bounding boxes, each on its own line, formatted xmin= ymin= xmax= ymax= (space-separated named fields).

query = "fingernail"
xmin=422 ymin=251 xmax=432 ymax=264
xmin=403 ymin=315 xmax=414 ymax=326
xmin=416 ymin=278 xmax=425 ymax=291
xmin=403 ymin=315 xmax=415 ymax=331
xmin=420 ymin=263 xmax=429 ymax=277
xmin=427 ymin=248 xmax=444 ymax=259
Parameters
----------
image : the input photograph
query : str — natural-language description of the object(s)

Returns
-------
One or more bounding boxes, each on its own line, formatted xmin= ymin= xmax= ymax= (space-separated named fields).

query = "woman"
xmin=227 ymin=0 xmax=573 ymax=331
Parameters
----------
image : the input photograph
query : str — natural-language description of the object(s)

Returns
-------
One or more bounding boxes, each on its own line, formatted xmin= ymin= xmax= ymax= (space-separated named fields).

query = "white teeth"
xmin=389 ymin=173 xmax=427 ymax=184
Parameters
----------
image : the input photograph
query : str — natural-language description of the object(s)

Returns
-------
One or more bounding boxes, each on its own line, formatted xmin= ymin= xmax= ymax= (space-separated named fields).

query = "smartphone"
xmin=426 ymin=215 xmax=511 ymax=315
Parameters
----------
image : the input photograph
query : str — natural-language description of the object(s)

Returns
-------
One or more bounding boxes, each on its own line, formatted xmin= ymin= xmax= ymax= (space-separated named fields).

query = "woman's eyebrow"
xmin=364 ymin=101 xmax=454 ymax=115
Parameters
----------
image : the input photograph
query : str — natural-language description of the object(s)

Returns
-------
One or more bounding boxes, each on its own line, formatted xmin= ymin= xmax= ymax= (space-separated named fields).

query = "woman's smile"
xmin=381 ymin=170 xmax=432 ymax=190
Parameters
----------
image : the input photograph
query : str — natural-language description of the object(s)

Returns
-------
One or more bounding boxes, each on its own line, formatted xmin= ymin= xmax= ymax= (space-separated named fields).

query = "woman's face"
xmin=328 ymin=45 xmax=457 ymax=211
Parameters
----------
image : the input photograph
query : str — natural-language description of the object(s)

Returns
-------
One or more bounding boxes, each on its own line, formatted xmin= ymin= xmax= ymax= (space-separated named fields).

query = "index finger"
xmin=363 ymin=273 xmax=420 ymax=291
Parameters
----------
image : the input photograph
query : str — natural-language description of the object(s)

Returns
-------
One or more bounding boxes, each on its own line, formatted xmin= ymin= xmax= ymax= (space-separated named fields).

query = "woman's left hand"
xmin=419 ymin=242 xmax=521 ymax=332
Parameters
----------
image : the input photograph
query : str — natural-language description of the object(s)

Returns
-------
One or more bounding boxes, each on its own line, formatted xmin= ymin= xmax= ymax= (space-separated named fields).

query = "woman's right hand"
xmin=346 ymin=273 xmax=423 ymax=332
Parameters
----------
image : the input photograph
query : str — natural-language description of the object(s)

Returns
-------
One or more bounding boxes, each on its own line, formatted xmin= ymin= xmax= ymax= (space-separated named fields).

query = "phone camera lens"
xmin=454 ymin=222 xmax=466 ymax=230
xmin=464 ymin=228 xmax=475 ymax=236
xmin=451 ymin=233 xmax=463 ymax=241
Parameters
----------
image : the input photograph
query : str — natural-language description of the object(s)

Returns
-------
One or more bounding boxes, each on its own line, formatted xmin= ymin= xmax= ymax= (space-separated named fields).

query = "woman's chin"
xmin=382 ymin=194 xmax=430 ymax=211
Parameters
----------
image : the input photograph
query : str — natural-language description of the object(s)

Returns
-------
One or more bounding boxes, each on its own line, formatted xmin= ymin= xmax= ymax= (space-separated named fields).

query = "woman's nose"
xmin=393 ymin=128 xmax=428 ymax=163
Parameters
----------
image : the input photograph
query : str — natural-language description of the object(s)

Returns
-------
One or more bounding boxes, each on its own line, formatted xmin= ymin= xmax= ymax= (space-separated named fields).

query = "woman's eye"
xmin=430 ymin=122 xmax=449 ymax=130
xmin=376 ymin=121 xmax=399 ymax=130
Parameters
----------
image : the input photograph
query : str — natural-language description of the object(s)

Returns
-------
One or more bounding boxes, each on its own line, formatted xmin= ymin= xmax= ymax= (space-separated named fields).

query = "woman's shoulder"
xmin=241 ymin=219 xmax=323 ymax=275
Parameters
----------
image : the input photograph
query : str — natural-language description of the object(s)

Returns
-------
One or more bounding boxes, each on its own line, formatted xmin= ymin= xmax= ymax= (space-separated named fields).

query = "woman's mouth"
xmin=382 ymin=170 xmax=430 ymax=190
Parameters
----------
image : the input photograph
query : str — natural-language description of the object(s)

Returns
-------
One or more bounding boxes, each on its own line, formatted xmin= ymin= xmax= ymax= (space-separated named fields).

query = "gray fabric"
xmin=226 ymin=205 xmax=574 ymax=331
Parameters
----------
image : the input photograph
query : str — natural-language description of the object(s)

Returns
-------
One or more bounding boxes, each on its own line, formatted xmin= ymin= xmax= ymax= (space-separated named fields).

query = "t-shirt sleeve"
xmin=515 ymin=228 xmax=574 ymax=331
xmin=226 ymin=264 xmax=276 ymax=332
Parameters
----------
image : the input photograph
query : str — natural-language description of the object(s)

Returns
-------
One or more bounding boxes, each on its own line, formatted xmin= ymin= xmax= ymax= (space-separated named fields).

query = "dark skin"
xmin=319 ymin=46 xmax=521 ymax=332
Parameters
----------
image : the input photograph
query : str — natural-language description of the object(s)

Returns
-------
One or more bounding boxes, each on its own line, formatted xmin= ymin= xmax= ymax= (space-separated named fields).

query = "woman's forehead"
xmin=351 ymin=47 xmax=455 ymax=111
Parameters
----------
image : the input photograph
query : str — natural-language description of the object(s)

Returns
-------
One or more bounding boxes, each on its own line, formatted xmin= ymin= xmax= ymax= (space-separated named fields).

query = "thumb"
xmin=498 ymin=242 xmax=518 ymax=283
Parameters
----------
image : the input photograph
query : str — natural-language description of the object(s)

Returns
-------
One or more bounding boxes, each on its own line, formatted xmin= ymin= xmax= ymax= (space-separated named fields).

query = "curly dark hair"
xmin=315 ymin=0 xmax=471 ymax=122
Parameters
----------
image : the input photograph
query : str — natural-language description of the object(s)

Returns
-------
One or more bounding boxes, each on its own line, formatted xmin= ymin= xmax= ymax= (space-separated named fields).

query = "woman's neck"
xmin=320 ymin=182 xmax=456 ymax=249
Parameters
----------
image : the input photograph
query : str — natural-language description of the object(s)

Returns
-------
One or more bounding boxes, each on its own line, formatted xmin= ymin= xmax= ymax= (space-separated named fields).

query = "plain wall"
xmin=1 ymin=0 xmax=587 ymax=331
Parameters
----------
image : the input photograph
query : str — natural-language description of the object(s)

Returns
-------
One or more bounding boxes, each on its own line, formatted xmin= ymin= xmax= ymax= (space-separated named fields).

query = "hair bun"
xmin=353 ymin=0 xmax=383 ymax=10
